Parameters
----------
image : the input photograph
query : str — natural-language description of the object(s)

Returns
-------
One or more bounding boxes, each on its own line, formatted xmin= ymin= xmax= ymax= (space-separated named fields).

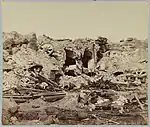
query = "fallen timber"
xmin=3 ymin=91 xmax=66 ymax=103
xmin=37 ymin=74 xmax=60 ymax=88
xmin=15 ymin=73 xmax=61 ymax=90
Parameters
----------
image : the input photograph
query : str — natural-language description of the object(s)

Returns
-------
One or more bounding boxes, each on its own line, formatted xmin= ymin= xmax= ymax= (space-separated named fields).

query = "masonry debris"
xmin=2 ymin=31 xmax=148 ymax=125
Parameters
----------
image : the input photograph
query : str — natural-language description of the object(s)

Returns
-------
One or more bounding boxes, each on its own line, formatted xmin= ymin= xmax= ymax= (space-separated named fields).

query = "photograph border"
xmin=0 ymin=0 xmax=149 ymax=127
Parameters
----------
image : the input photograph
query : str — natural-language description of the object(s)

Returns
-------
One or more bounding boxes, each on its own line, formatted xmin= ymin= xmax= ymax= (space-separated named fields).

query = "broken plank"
xmin=134 ymin=93 xmax=144 ymax=110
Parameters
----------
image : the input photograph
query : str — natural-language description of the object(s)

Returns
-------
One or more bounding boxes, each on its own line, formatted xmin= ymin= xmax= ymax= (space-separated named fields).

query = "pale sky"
xmin=2 ymin=2 xmax=149 ymax=42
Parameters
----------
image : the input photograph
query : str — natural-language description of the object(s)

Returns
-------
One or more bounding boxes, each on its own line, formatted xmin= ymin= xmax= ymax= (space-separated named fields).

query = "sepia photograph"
xmin=1 ymin=1 xmax=149 ymax=125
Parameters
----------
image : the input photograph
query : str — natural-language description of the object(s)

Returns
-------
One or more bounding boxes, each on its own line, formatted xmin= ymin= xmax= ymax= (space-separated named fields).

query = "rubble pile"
xmin=2 ymin=31 xmax=148 ymax=125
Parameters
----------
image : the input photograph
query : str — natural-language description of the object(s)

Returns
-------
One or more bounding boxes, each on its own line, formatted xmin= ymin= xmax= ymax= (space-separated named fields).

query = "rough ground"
xmin=2 ymin=31 xmax=148 ymax=125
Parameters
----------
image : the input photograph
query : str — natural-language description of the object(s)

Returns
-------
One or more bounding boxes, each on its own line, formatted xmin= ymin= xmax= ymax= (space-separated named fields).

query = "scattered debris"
xmin=2 ymin=32 xmax=148 ymax=125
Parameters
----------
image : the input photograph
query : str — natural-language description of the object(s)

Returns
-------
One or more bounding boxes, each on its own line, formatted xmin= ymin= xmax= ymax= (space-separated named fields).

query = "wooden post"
xmin=93 ymin=42 xmax=97 ymax=72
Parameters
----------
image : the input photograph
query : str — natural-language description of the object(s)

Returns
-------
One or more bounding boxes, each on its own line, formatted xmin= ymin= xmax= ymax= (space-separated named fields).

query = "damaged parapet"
xmin=63 ymin=46 xmax=83 ymax=76
xmin=3 ymin=32 xmax=39 ymax=54
xmin=63 ymin=37 xmax=110 ymax=76
xmin=83 ymin=37 xmax=110 ymax=73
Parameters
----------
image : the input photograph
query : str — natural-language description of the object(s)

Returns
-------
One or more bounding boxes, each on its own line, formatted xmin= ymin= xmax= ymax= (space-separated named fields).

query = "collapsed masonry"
xmin=2 ymin=32 xmax=148 ymax=125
